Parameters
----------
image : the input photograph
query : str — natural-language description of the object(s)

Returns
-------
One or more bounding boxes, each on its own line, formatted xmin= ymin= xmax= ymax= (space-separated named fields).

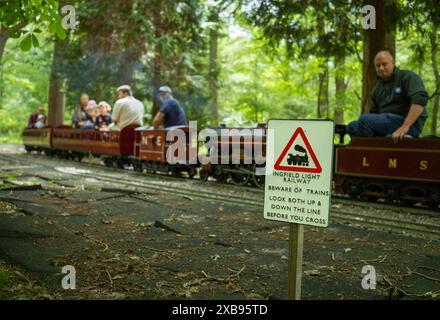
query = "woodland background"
xmin=0 ymin=0 xmax=439 ymax=143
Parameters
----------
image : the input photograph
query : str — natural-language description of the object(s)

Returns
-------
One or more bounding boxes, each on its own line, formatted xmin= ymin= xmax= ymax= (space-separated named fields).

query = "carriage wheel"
xmin=188 ymin=167 xmax=196 ymax=179
xmin=199 ymin=169 xmax=209 ymax=181
xmin=216 ymin=173 xmax=228 ymax=183
xmin=385 ymin=184 xmax=401 ymax=205
xmin=230 ymin=173 xmax=251 ymax=186
xmin=400 ymin=199 xmax=417 ymax=207
xmin=133 ymin=160 xmax=143 ymax=172
xmin=146 ymin=162 xmax=156 ymax=174
xmin=229 ymin=165 xmax=251 ymax=186
xmin=428 ymin=201 xmax=440 ymax=210
xmin=171 ymin=167 xmax=181 ymax=177
xmin=213 ymin=166 xmax=227 ymax=183
xmin=252 ymin=174 xmax=265 ymax=189
xmin=103 ymin=158 xmax=113 ymax=168
xmin=116 ymin=159 xmax=124 ymax=169
xmin=360 ymin=195 xmax=379 ymax=202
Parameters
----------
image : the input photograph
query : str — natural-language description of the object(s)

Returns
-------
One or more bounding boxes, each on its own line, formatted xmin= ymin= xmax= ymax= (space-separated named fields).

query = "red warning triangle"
xmin=274 ymin=127 xmax=322 ymax=173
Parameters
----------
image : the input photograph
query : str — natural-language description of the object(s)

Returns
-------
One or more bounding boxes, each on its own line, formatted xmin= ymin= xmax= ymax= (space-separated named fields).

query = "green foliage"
xmin=236 ymin=0 xmax=361 ymax=59
xmin=0 ymin=0 xmax=66 ymax=52
xmin=217 ymin=25 xmax=364 ymax=127
xmin=57 ymin=0 xmax=209 ymax=127
xmin=0 ymin=34 xmax=52 ymax=142
xmin=0 ymin=0 xmax=439 ymax=143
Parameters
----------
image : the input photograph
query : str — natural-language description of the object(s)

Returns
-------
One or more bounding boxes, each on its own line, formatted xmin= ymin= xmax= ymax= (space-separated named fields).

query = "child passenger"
xmin=95 ymin=101 xmax=112 ymax=131
xmin=34 ymin=114 xmax=46 ymax=129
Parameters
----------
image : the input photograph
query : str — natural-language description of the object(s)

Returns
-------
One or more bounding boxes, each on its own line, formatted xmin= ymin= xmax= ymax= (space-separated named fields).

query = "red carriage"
xmin=132 ymin=126 xmax=198 ymax=177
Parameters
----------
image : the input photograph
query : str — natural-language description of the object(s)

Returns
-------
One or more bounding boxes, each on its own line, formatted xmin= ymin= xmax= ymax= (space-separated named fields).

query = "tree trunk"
xmin=48 ymin=37 xmax=68 ymax=126
xmin=334 ymin=53 xmax=347 ymax=125
xmin=121 ymin=51 xmax=134 ymax=85
xmin=0 ymin=31 xmax=6 ymax=110
xmin=317 ymin=61 xmax=329 ymax=118
xmin=151 ymin=7 xmax=162 ymax=119
xmin=0 ymin=30 xmax=8 ymax=65
xmin=385 ymin=0 xmax=397 ymax=56
xmin=208 ymin=9 xmax=219 ymax=127
xmin=253 ymin=58 xmax=259 ymax=123
xmin=317 ymin=18 xmax=328 ymax=118
xmin=430 ymin=25 xmax=440 ymax=135
xmin=361 ymin=0 xmax=396 ymax=114
xmin=0 ymin=29 xmax=11 ymax=109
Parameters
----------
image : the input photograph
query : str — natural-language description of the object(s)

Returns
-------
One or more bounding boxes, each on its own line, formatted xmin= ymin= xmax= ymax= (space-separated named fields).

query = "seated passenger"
xmin=152 ymin=86 xmax=188 ymax=129
xmin=109 ymin=85 xmax=144 ymax=131
xmin=28 ymin=105 xmax=45 ymax=128
xmin=347 ymin=50 xmax=429 ymax=143
xmin=72 ymin=93 xmax=90 ymax=128
xmin=79 ymin=100 xmax=98 ymax=130
xmin=96 ymin=101 xmax=112 ymax=131
xmin=34 ymin=114 xmax=46 ymax=129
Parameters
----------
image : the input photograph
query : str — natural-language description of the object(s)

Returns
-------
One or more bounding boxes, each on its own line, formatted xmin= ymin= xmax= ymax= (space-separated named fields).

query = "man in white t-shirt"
xmin=110 ymin=85 xmax=144 ymax=130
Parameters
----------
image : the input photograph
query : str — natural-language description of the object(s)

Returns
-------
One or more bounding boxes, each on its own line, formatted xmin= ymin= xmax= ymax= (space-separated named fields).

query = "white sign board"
xmin=263 ymin=120 xmax=334 ymax=227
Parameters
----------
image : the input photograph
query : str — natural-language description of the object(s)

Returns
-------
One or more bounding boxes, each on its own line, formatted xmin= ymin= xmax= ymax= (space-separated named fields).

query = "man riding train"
xmin=70 ymin=85 xmax=187 ymax=131
xmin=347 ymin=50 xmax=429 ymax=142
xmin=151 ymin=86 xmax=188 ymax=129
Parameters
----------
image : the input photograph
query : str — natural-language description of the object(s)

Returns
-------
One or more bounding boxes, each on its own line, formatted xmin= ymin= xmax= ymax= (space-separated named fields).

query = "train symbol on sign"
xmin=274 ymin=127 xmax=322 ymax=173
xmin=287 ymin=145 xmax=309 ymax=166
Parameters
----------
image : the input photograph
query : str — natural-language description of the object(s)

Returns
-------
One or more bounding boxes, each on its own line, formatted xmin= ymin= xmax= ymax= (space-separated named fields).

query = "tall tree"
xmin=48 ymin=35 xmax=69 ymax=125
xmin=361 ymin=0 xmax=397 ymax=114
xmin=316 ymin=16 xmax=328 ymax=119
xmin=73 ymin=0 xmax=148 ymax=98
xmin=317 ymin=60 xmax=329 ymax=118
xmin=399 ymin=0 xmax=440 ymax=134
xmin=150 ymin=1 xmax=165 ymax=118
xmin=147 ymin=0 xmax=205 ymax=119
xmin=235 ymin=0 xmax=361 ymax=122
xmin=59 ymin=0 xmax=205 ymax=123
xmin=332 ymin=7 xmax=352 ymax=125
xmin=208 ymin=5 xmax=220 ymax=126
xmin=47 ymin=0 xmax=72 ymax=125
xmin=334 ymin=52 xmax=347 ymax=125
xmin=430 ymin=25 xmax=439 ymax=135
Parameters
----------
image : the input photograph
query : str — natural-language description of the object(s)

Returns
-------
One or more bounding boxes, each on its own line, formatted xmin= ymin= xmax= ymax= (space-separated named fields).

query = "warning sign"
xmin=263 ymin=120 xmax=334 ymax=227
xmin=274 ymin=127 xmax=322 ymax=173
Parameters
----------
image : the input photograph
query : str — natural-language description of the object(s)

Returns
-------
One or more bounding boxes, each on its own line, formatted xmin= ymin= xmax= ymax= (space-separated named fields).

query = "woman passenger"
xmin=79 ymin=100 xmax=99 ymax=130
xmin=72 ymin=93 xmax=90 ymax=128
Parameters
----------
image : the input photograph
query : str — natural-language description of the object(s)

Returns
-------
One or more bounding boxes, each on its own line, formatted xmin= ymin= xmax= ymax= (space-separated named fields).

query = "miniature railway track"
xmin=331 ymin=195 xmax=440 ymax=218
xmin=1 ymin=153 xmax=440 ymax=239
xmin=6 ymin=152 xmax=440 ymax=214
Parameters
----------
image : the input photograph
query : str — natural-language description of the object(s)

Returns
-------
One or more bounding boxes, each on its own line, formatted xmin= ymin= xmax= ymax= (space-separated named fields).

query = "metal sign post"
xmin=288 ymin=223 xmax=304 ymax=300
xmin=263 ymin=119 xmax=334 ymax=300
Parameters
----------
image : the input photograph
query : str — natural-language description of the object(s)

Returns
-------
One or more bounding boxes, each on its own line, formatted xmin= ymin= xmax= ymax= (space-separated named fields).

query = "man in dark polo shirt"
xmin=347 ymin=50 xmax=429 ymax=142
xmin=152 ymin=86 xmax=188 ymax=129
